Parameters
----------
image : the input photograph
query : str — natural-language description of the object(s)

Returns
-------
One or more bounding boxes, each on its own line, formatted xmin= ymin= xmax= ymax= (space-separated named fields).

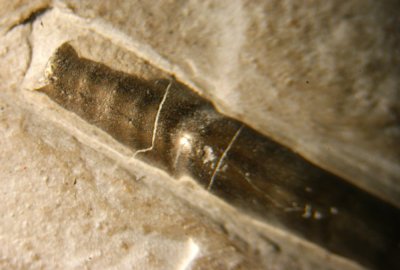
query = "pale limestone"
xmin=0 ymin=25 xmax=361 ymax=270
xmin=1 ymin=0 xmax=398 ymax=269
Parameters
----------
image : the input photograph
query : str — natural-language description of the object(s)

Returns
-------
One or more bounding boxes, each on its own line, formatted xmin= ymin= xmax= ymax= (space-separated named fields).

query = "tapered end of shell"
xmin=43 ymin=42 xmax=79 ymax=85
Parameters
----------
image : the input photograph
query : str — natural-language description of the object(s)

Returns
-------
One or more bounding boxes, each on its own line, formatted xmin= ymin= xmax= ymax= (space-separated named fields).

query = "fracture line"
xmin=207 ymin=125 xmax=244 ymax=191
xmin=133 ymin=81 xmax=171 ymax=157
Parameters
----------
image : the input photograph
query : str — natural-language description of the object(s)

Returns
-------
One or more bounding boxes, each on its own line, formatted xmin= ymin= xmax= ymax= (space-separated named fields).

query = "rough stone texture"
xmin=0 ymin=0 xmax=50 ymax=34
xmin=1 ymin=24 xmax=362 ymax=270
xmin=0 ymin=0 xmax=398 ymax=269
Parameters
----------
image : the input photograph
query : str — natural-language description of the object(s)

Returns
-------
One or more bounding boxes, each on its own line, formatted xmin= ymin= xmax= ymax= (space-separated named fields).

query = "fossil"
xmin=38 ymin=43 xmax=400 ymax=270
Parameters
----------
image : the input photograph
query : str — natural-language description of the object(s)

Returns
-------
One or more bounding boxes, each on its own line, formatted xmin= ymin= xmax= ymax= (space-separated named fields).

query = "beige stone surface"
xmin=0 ymin=0 xmax=50 ymax=34
xmin=0 ymin=28 xmax=280 ymax=270
xmin=0 ymin=4 xmax=364 ymax=270
xmin=0 ymin=0 xmax=398 ymax=269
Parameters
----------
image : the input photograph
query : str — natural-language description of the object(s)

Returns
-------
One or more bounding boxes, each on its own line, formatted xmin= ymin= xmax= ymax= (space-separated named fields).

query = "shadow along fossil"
xmin=38 ymin=43 xmax=400 ymax=270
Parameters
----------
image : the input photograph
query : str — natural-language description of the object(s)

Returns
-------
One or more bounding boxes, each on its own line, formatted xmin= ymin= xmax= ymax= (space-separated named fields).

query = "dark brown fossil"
xmin=38 ymin=43 xmax=400 ymax=270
